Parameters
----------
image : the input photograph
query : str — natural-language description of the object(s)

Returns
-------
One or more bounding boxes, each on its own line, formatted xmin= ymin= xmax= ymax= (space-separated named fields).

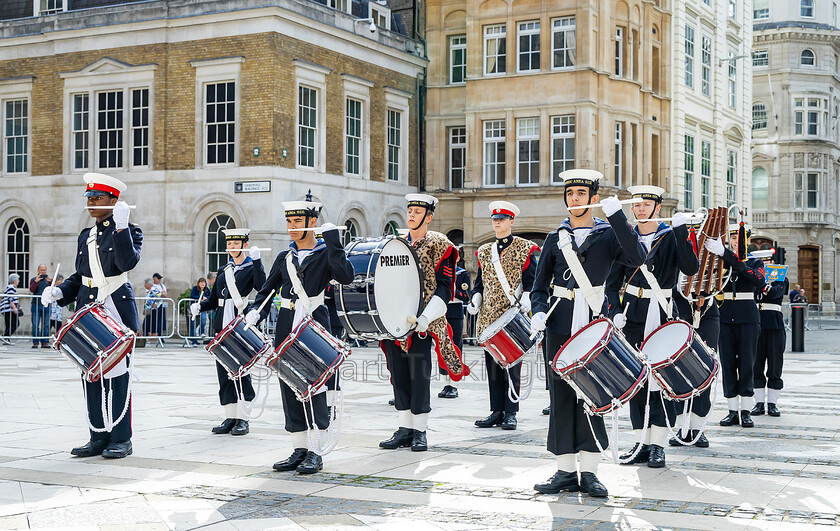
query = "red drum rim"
xmin=588 ymin=364 xmax=650 ymax=416
xmin=82 ymin=334 xmax=135 ymax=383
xmin=552 ymin=317 xmax=614 ymax=376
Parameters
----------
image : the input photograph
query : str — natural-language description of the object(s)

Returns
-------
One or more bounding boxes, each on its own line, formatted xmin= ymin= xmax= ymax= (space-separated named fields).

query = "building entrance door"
xmin=798 ymin=246 xmax=820 ymax=304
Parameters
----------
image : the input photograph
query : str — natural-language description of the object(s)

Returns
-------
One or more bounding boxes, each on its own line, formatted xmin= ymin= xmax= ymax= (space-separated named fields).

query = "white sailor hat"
xmin=728 ymin=223 xmax=752 ymax=234
xmin=282 ymin=201 xmax=322 ymax=217
xmin=751 ymin=249 xmax=775 ymax=260
xmin=223 ymin=228 xmax=251 ymax=241
xmin=560 ymin=169 xmax=603 ymax=190
xmin=405 ymin=193 xmax=438 ymax=211
xmin=489 ymin=201 xmax=520 ymax=219
xmin=627 ymin=185 xmax=665 ymax=201
xmin=83 ymin=173 xmax=127 ymax=198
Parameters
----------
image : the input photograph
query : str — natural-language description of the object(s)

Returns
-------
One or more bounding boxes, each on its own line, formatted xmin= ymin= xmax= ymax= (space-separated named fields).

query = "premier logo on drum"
xmin=380 ymin=255 xmax=412 ymax=267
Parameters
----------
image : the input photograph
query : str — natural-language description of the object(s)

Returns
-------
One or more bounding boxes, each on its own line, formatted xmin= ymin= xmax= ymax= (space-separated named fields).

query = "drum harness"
xmin=81 ymin=227 xmax=133 ymax=434
xmin=490 ymin=243 xmax=535 ymax=403
xmin=285 ymin=252 xmax=344 ymax=456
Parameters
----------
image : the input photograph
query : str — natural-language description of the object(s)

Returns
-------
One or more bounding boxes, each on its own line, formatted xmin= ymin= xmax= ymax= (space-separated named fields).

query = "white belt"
xmin=81 ymin=273 xmax=128 ymax=290
xmin=552 ymin=286 xmax=605 ymax=300
xmin=624 ymin=284 xmax=672 ymax=301
xmin=277 ymin=297 xmax=295 ymax=310
xmin=725 ymin=292 xmax=756 ymax=301
xmin=760 ymin=303 xmax=782 ymax=312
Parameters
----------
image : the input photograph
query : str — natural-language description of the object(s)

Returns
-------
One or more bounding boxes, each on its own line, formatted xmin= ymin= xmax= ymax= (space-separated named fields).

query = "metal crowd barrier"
xmin=175 ymin=298 xmax=276 ymax=347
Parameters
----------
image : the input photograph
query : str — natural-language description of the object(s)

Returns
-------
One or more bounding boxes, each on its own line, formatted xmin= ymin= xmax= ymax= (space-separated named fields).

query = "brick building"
xmin=0 ymin=0 xmax=425 ymax=294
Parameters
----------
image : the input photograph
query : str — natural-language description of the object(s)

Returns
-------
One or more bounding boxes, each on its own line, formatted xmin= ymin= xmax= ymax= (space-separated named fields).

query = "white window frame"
xmin=384 ymin=87 xmax=410 ymax=183
xmin=801 ymin=49 xmax=816 ymax=67
xmin=206 ymin=214 xmax=236 ymax=274
xmin=752 ymin=102 xmax=768 ymax=130
xmin=801 ymin=0 xmax=815 ymax=18
xmin=448 ymin=126 xmax=466 ymax=190
xmin=33 ymin=0 xmax=67 ymax=16
xmin=550 ymin=114 xmax=575 ymax=184
xmin=806 ymin=172 xmax=820 ymax=209
xmin=615 ymin=27 xmax=624 ymax=77
xmin=516 ymin=117 xmax=540 ymax=186
xmin=726 ymin=148 xmax=738 ymax=206
xmin=342 ymin=74 xmax=372 ymax=179
xmin=551 ymin=16 xmax=576 ymax=70
xmin=753 ymin=0 xmax=769 ymax=20
xmin=795 ymin=98 xmax=804 ymax=135
xmin=5 ymin=217 xmax=30 ymax=288
xmin=328 ymin=0 xmax=351 ymax=14
xmin=700 ymin=140 xmax=711 ymax=208
xmin=807 ymin=98 xmax=821 ymax=136
xmin=728 ymin=50 xmax=737 ymax=109
xmin=517 ymin=21 xmax=541 ymax=73
xmin=190 ymin=57 xmax=241 ymax=168
xmin=483 ymin=119 xmax=506 ymax=187
xmin=614 ymin=122 xmax=624 ymax=187
xmin=370 ymin=3 xmax=391 ymax=30
xmin=684 ymin=25 xmax=695 ymax=89
xmin=0 ymin=77 xmax=33 ymax=176
xmin=684 ymin=134 xmax=695 ymax=210
xmin=294 ymin=60 xmax=330 ymax=172
xmin=701 ymin=35 xmax=711 ymax=96
xmin=484 ymin=24 xmax=507 ymax=76
xmin=449 ymin=35 xmax=467 ymax=85
xmin=729 ymin=0 xmax=737 ymax=20
xmin=753 ymin=50 xmax=768 ymax=67
xmin=61 ymin=58 xmax=157 ymax=173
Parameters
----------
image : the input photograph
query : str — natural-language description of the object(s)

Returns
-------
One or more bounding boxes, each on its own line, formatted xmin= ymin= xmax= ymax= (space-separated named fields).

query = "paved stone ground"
xmin=0 ymin=329 xmax=838 ymax=530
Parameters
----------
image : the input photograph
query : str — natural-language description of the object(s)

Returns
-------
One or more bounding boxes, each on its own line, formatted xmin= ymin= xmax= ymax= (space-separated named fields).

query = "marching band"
xmin=43 ymin=170 xmax=791 ymax=498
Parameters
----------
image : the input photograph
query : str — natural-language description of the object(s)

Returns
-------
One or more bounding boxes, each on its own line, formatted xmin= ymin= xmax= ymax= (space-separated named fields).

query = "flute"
xmin=567 ymin=198 xmax=643 ymax=211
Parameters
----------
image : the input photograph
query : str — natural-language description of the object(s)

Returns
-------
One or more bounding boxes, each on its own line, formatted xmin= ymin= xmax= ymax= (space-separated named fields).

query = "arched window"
xmin=342 ymin=219 xmax=359 ymax=247
xmin=752 ymin=167 xmax=769 ymax=210
xmin=752 ymin=103 xmax=767 ymax=130
xmin=383 ymin=220 xmax=400 ymax=237
xmin=206 ymin=214 xmax=235 ymax=273
xmin=6 ymin=218 xmax=29 ymax=286
xmin=801 ymin=49 xmax=816 ymax=66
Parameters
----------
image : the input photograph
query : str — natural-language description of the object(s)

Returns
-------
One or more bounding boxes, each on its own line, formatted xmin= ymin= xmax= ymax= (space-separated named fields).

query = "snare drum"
xmin=205 ymin=315 xmax=272 ymax=379
xmin=478 ymin=308 xmax=537 ymax=368
xmin=265 ymin=316 xmax=351 ymax=401
xmin=552 ymin=318 xmax=648 ymax=415
xmin=338 ymin=237 xmax=424 ymax=340
xmin=640 ymin=320 xmax=719 ymax=401
xmin=54 ymin=302 xmax=136 ymax=383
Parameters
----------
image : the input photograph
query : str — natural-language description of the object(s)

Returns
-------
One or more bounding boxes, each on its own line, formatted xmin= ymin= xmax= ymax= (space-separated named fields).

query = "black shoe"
xmin=740 ymin=410 xmax=754 ymax=428
xmin=212 ymin=418 xmax=236 ymax=434
xmin=444 ymin=386 xmax=459 ymax=398
xmin=438 ymin=385 xmax=452 ymax=398
xmin=620 ymin=443 xmax=650 ymax=464
xmin=501 ymin=412 xmax=517 ymax=430
xmin=693 ymin=430 xmax=709 ymax=448
xmin=71 ymin=440 xmax=109 ymax=457
xmin=41 ymin=343 xmax=50 ymax=348
xmin=719 ymin=410 xmax=740 ymax=426
xmin=379 ymin=427 xmax=413 ymax=449
xmin=231 ymin=419 xmax=249 ymax=436
xmin=579 ymin=472 xmax=608 ymax=498
xmin=475 ymin=411 xmax=504 ymax=428
xmin=534 ymin=470 xmax=579 ymax=494
xmin=274 ymin=448 xmax=308 ymax=471
xmin=102 ymin=440 xmax=133 ymax=459
xmin=296 ymin=451 xmax=323 ymax=474
xmin=31 ymin=344 xmax=39 ymax=349
xmin=767 ymin=403 xmax=780 ymax=417
xmin=751 ymin=403 xmax=765 ymax=416
xmin=542 ymin=405 xmax=550 ymax=415
xmin=388 ymin=399 xmax=395 ymax=406
xmin=647 ymin=445 xmax=665 ymax=468
xmin=411 ymin=429 xmax=427 ymax=452
xmin=669 ymin=432 xmax=689 ymax=446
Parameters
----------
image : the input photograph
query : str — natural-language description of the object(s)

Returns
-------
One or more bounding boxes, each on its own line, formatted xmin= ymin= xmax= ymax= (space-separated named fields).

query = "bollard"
xmin=791 ymin=304 xmax=805 ymax=352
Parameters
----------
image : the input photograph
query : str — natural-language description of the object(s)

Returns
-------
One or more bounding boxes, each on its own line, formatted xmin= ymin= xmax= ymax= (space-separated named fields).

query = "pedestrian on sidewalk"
xmin=29 ymin=264 xmax=52 ymax=348
xmin=1 ymin=274 xmax=20 ymax=344
xmin=189 ymin=277 xmax=210 ymax=345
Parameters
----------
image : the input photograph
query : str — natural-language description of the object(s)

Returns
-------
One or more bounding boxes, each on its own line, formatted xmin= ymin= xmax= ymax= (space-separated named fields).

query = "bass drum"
xmin=338 ymin=237 xmax=424 ymax=340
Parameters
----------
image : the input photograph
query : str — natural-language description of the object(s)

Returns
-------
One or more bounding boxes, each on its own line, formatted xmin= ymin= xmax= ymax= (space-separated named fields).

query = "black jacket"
xmin=58 ymin=216 xmax=143 ymax=332
xmin=606 ymin=223 xmax=698 ymax=323
xmin=531 ymin=212 xmax=645 ymax=336
xmin=199 ymin=256 xmax=266 ymax=332
xmin=759 ymin=277 xmax=789 ymax=330
xmin=718 ymin=250 xmax=765 ymax=325
xmin=447 ymin=267 xmax=471 ymax=320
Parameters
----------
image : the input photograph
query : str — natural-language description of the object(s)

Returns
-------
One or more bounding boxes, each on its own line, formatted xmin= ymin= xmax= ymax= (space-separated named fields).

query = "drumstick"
xmin=288 ymin=226 xmax=348 ymax=232
xmin=638 ymin=213 xmax=706 ymax=223
xmin=567 ymin=198 xmax=643 ymax=211
xmin=243 ymin=289 xmax=277 ymax=332
xmin=85 ymin=205 xmax=137 ymax=210
xmin=42 ymin=263 xmax=60 ymax=307
xmin=529 ymin=296 xmax=561 ymax=340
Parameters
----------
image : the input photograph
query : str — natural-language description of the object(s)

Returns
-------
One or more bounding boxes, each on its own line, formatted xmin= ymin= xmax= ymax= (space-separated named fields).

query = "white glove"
xmin=601 ymin=195 xmax=622 ymax=217
xmin=704 ymin=237 xmax=725 ymax=257
xmin=467 ymin=293 xmax=482 ymax=315
xmin=671 ymin=212 xmax=687 ymax=228
xmin=113 ymin=201 xmax=130 ymax=230
xmin=415 ymin=315 xmax=430 ymax=333
xmin=320 ymin=222 xmax=338 ymax=233
xmin=531 ymin=312 xmax=547 ymax=332
xmin=613 ymin=313 xmax=626 ymax=329
xmin=189 ymin=302 xmax=200 ymax=318
xmin=518 ymin=291 xmax=532 ymax=315
xmin=41 ymin=286 xmax=62 ymax=307
xmin=248 ymin=246 xmax=261 ymax=261
xmin=245 ymin=309 xmax=260 ymax=327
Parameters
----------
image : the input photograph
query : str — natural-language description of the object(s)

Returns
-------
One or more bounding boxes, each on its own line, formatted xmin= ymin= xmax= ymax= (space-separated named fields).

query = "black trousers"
xmin=545 ymin=331 xmax=607 ymax=455
xmin=3 ymin=312 xmax=18 ymax=336
xmin=439 ymin=318 xmax=463 ymax=376
xmin=719 ymin=323 xmax=760 ymax=398
xmin=681 ymin=311 xmax=720 ymax=417
xmin=85 ymin=372 xmax=131 ymax=443
xmin=623 ymin=320 xmax=671 ymax=429
xmin=216 ymin=361 xmax=255 ymax=406
xmin=383 ymin=335 xmax=432 ymax=415
xmin=754 ymin=328 xmax=785 ymax=390
xmin=279 ymin=379 xmax=330 ymax=432
xmin=484 ymin=352 xmax=521 ymax=412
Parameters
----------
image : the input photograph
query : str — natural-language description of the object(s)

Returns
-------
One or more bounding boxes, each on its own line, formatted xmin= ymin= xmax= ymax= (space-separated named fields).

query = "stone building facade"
xmin=0 ymin=0 xmax=426 ymax=295
xmin=751 ymin=0 xmax=840 ymax=307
